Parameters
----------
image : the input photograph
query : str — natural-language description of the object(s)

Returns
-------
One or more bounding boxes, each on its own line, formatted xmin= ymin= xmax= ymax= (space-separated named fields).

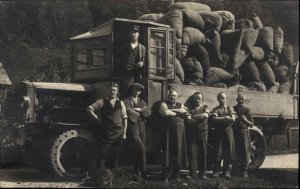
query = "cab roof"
xmin=22 ymin=82 xmax=93 ymax=92
xmin=70 ymin=18 xmax=170 ymax=40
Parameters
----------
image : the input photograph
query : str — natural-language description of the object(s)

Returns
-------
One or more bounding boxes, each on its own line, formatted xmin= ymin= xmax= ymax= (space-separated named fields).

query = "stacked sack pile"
xmin=138 ymin=2 xmax=295 ymax=94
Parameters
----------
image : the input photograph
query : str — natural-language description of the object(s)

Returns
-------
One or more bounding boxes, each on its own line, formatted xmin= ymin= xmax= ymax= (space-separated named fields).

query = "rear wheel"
xmin=50 ymin=129 xmax=97 ymax=179
xmin=248 ymin=126 xmax=266 ymax=170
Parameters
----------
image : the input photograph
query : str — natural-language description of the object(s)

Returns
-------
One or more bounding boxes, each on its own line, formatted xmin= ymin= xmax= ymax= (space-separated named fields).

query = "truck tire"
xmin=50 ymin=129 xmax=97 ymax=180
xmin=248 ymin=126 xmax=266 ymax=170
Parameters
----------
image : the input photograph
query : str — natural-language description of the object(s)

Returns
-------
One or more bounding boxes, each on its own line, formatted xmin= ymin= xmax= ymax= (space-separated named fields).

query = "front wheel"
xmin=50 ymin=129 xmax=97 ymax=180
xmin=248 ymin=126 xmax=266 ymax=170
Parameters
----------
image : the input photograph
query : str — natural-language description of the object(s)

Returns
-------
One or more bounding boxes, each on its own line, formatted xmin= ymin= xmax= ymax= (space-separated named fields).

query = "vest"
xmin=165 ymin=102 xmax=185 ymax=125
xmin=101 ymin=98 xmax=123 ymax=128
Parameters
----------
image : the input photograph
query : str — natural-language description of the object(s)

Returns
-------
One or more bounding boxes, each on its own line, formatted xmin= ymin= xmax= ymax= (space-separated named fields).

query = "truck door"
xmin=146 ymin=27 xmax=175 ymax=106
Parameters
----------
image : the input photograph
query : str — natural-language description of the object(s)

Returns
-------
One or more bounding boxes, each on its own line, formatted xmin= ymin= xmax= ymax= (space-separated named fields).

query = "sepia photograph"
xmin=0 ymin=0 xmax=299 ymax=188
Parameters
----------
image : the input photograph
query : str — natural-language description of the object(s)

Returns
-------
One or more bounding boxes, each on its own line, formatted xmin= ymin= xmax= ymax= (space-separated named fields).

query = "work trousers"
xmin=187 ymin=130 xmax=208 ymax=177
xmin=233 ymin=128 xmax=251 ymax=170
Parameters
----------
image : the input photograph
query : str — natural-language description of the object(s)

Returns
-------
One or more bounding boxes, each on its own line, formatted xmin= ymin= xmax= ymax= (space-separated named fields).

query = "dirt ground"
xmin=0 ymin=153 xmax=298 ymax=188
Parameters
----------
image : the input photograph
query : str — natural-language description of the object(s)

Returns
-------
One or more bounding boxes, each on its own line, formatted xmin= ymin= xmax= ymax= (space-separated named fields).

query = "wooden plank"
xmin=173 ymin=84 xmax=295 ymax=119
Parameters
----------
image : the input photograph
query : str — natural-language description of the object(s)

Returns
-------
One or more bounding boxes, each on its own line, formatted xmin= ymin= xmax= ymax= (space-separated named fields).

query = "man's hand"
xmin=134 ymin=108 xmax=142 ymax=112
xmin=122 ymin=134 xmax=126 ymax=140
xmin=137 ymin=61 xmax=144 ymax=68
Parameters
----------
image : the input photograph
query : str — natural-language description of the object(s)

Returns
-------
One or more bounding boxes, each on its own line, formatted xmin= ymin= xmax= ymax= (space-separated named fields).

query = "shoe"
xmin=212 ymin=171 xmax=220 ymax=178
xmin=199 ymin=175 xmax=207 ymax=180
xmin=164 ymin=177 xmax=169 ymax=184
xmin=224 ymin=169 xmax=231 ymax=179
xmin=242 ymin=170 xmax=248 ymax=178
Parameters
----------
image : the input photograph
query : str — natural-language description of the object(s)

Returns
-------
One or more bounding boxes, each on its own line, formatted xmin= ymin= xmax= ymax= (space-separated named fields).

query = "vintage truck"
xmin=4 ymin=18 xmax=298 ymax=179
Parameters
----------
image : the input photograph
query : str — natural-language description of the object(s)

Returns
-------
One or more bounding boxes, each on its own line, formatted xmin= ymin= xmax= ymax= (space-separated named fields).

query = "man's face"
xmin=168 ymin=91 xmax=178 ymax=102
xmin=236 ymin=95 xmax=245 ymax=105
xmin=217 ymin=93 xmax=226 ymax=106
xmin=193 ymin=94 xmax=203 ymax=106
xmin=107 ymin=86 xmax=118 ymax=99
xmin=131 ymin=87 xmax=142 ymax=97
xmin=130 ymin=30 xmax=140 ymax=42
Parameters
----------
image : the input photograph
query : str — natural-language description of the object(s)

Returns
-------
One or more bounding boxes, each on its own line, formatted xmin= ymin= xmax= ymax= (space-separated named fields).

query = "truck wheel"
xmin=50 ymin=129 xmax=97 ymax=179
xmin=248 ymin=126 xmax=266 ymax=170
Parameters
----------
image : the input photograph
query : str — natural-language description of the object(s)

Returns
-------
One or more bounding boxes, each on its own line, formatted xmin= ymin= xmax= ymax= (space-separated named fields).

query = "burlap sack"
xmin=182 ymin=57 xmax=203 ymax=74
xmin=241 ymin=28 xmax=259 ymax=51
xmin=221 ymin=29 xmax=243 ymax=58
xmin=212 ymin=82 xmax=228 ymax=88
xmin=215 ymin=10 xmax=235 ymax=30
xmin=267 ymin=84 xmax=279 ymax=93
xmin=279 ymin=43 xmax=293 ymax=68
xmin=182 ymin=9 xmax=205 ymax=31
xmin=252 ymin=12 xmax=263 ymax=29
xmin=196 ymin=45 xmax=210 ymax=77
xmin=247 ymin=81 xmax=267 ymax=91
xmin=156 ymin=9 xmax=183 ymax=39
xmin=175 ymin=58 xmax=184 ymax=82
xmin=227 ymin=49 xmax=250 ymax=71
xmin=278 ymin=80 xmax=292 ymax=94
xmin=176 ymin=43 xmax=188 ymax=60
xmin=274 ymin=64 xmax=290 ymax=83
xmin=273 ymin=26 xmax=284 ymax=54
xmin=165 ymin=2 xmax=211 ymax=12
xmin=255 ymin=27 xmax=274 ymax=52
xmin=266 ymin=51 xmax=279 ymax=69
xmin=250 ymin=47 xmax=265 ymax=62
xmin=138 ymin=13 xmax=163 ymax=22
xmin=205 ymin=30 xmax=222 ymax=63
xmin=199 ymin=11 xmax=223 ymax=32
xmin=235 ymin=19 xmax=254 ymax=29
xmin=182 ymin=27 xmax=206 ymax=45
xmin=170 ymin=75 xmax=183 ymax=84
xmin=257 ymin=60 xmax=276 ymax=89
xmin=229 ymin=84 xmax=248 ymax=91
xmin=206 ymin=67 xmax=240 ymax=86
xmin=240 ymin=61 xmax=261 ymax=83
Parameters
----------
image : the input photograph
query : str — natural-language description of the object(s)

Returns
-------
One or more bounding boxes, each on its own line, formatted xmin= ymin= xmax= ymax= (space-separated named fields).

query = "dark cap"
xmin=129 ymin=83 xmax=144 ymax=90
xmin=131 ymin=25 xmax=140 ymax=32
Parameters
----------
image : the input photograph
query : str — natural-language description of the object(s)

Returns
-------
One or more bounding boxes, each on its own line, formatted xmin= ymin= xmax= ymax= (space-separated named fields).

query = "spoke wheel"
xmin=248 ymin=127 xmax=266 ymax=170
xmin=50 ymin=129 xmax=97 ymax=179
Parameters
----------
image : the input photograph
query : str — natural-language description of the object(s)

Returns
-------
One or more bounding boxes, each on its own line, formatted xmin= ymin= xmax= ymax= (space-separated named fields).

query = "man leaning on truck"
xmin=86 ymin=82 xmax=128 ymax=171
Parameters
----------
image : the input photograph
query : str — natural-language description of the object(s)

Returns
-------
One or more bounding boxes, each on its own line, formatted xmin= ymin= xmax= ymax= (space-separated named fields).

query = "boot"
xmin=212 ymin=171 xmax=220 ymax=178
xmin=242 ymin=168 xmax=248 ymax=178
xmin=224 ymin=168 xmax=231 ymax=179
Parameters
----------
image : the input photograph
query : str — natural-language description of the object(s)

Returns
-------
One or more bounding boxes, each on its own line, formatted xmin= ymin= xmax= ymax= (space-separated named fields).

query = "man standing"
xmin=186 ymin=92 xmax=209 ymax=180
xmin=211 ymin=92 xmax=236 ymax=179
xmin=117 ymin=25 xmax=146 ymax=90
xmin=233 ymin=94 xmax=254 ymax=178
xmin=159 ymin=89 xmax=188 ymax=183
xmin=123 ymin=83 xmax=151 ymax=180
xmin=86 ymin=82 xmax=127 ymax=170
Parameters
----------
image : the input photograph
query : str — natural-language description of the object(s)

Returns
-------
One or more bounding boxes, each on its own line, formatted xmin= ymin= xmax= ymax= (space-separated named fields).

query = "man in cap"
xmin=233 ymin=94 xmax=254 ymax=178
xmin=123 ymin=83 xmax=151 ymax=180
xmin=117 ymin=25 xmax=146 ymax=92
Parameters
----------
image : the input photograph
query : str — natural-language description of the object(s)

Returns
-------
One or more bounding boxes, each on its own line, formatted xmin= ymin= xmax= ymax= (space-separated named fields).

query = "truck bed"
xmin=173 ymin=84 xmax=298 ymax=119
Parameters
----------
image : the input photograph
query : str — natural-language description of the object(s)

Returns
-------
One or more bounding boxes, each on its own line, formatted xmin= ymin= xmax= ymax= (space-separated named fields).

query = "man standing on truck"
xmin=211 ymin=92 xmax=236 ymax=179
xmin=86 ymin=82 xmax=128 ymax=170
xmin=123 ymin=83 xmax=151 ymax=181
xmin=186 ymin=92 xmax=210 ymax=180
xmin=117 ymin=25 xmax=146 ymax=92
xmin=159 ymin=89 xmax=188 ymax=183
xmin=233 ymin=94 xmax=254 ymax=178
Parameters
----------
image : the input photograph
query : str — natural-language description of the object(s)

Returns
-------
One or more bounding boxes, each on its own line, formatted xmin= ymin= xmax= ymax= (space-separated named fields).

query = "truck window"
xmin=92 ymin=49 xmax=105 ymax=67
xmin=76 ymin=50 xmax=88 ymax=70
xmin=149 ymin=31 xmax=166 ymax=78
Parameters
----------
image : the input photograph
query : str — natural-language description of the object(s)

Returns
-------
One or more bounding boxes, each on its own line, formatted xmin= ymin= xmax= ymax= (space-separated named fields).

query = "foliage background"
xmin=0 ymin=0 xmax=299 ymax=83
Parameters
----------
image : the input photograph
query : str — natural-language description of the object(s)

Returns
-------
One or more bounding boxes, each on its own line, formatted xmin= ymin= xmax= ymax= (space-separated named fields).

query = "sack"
xmin=279 ymin=43 xmax=293 ymax=68
xmin=247 ymin=81 xmax=266 ymax=91
xmin=175 ymin=58 xmax=185 ymax=82
xmin=182 ymin=9 xmax=205 ymax=31
xmin=221 ymin=29 xmax=243 ymax=58
xmin=278 ymin=80 xmax=292 ymax=94
xmin=205 ymin=30 xmax=222 ymax=62
xmin=240 ymin=61 xmax=261 ymax=83
xmin=182 ymin=27 xmax=206 ymax=45
xmin=165 ymin=2 xmax=211 ymax=12
xmin=255 ymin=27 xmax=274 ymax=52
xmin=252 ymin=12 xmax=263 ymax=29
xmin=235 ymin=19 xmax=253 ymax=29
xmin=250 ymin=47 xmax=265 ymax=62
xmin=265 ymin=51 xmax=279 ymax=69
xmin=227 ymin=49 xmax=250 ymax=71
xmin=176 ymin=43 xmax=188 ymax=60
xmin=138 ymin=13 xmax=163 ymax=22
xmin=273 ymin=26 xmax=284 ymax=54
xmin=182 ymin=57 xmax=203 ymax=73
xmin=206 ymin=67 xmax=240 ymax=86
xmin=241 ymin=28 xmax=259 ymax=51
xmin=196 ymin=45 xmax=210 ymax=77
xmin=215 ymin=10 xmax=235 ymax=30
xmin=170 ymin=75 xmax=183 ymax=85
xmin=274 ymin=64 xmax=290 ymax=83
xmin=211 ymin=82 xmax=228 ymax=88
xmin=199 ymin=11 xmax=223 ymax=32
xmin=267 ymin=84 xmax=279 ymax=93
xmin=156 ymin=10 xmax=183 ymax=39
xmin=257 ymin=61 xmax=276 ymax=89
xmin=229 ymin=84 xmax=248 ymax=91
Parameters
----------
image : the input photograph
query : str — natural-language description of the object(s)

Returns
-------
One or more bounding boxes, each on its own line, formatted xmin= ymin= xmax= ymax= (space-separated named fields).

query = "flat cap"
xmin=131 ymin=25 xmax=140 ymax=31
xmin=129 ymin=83 xmax=144 ymax=90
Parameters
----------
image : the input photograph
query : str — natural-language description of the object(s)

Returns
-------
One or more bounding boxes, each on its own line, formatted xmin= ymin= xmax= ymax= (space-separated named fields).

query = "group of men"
xmin=85 ymin=24 xmax=254 ymax=184
xmin=86 ymin=81 xmax=254 ymax=184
